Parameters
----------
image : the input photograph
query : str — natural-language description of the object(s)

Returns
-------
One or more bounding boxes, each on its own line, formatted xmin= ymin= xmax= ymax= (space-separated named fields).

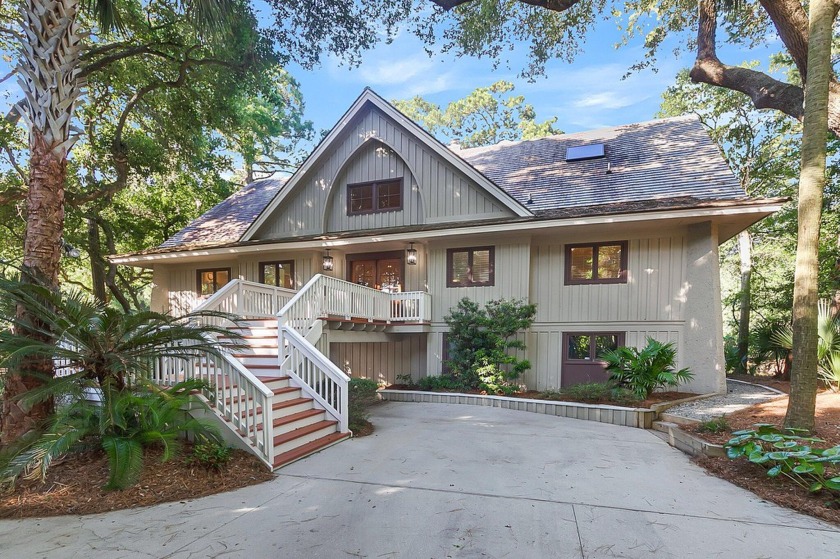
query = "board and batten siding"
xmin=530 ymin=234 xmax=687 ymax=323
xmin=252 ymin=106 xmax=514 ymax=240
xmin=329 ymin=334 xmax=427 ymax=385
xmin=526 ymin=325 xmax=684 ymax=392
xmin=427 ymin=239 xmax=531 ymax=322
xmin=166 ymin=259 xmax=239 ymax=316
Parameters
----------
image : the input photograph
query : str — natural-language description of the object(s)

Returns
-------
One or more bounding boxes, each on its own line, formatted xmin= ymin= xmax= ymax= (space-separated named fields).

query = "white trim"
xmin=112 ymin=202 xmax=784 ymax=265
xmin=240 ymin=89 xmax=531 ymax=241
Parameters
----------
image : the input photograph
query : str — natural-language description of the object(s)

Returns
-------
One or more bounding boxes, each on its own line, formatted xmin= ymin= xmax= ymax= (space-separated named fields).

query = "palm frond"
xmin=102 ymin=436 xmax=143 ymax=490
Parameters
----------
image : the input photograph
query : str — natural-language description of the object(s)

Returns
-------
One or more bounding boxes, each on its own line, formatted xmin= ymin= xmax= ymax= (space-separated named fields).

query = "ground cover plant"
xmin=725 ymin=424 xmax=840 ymax=505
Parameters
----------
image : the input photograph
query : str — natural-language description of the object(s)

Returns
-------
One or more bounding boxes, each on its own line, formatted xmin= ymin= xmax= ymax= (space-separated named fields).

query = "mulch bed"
xmin=686 ymin=383 xmax=840 ymax=526
xmin=385 ymin=385 xmax=696 ymax=409
xmin=351 ymin=419 xmax=375 ymax=437
xmin=0 ymin=445 xmax=275 ymax=519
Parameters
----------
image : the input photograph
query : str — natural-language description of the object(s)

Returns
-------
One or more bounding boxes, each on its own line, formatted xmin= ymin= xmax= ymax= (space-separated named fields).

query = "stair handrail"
xmin=194 ymin=278 xmax=297 ymax=322
xmin=280 ymin=325 xmax=350 ymax=431
xmin=150 ymin=334 xmax=276 ymax=468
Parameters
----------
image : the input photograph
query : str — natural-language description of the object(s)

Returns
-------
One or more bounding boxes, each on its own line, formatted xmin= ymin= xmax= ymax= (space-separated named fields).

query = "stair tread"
xmin=257 ymin=375 xmax=290 ymax=382
xmin=273 ymin=419 xmax=337 ymax=446
xmin=273 ymin=397 xmax=312 ymax=410
xmin=256 ymin=408 xmax=324 ymax=431
xmin=273 ymin=386 xmax=300 ymax=395
xmin=272 ymin=432 xmax=349 ymax=469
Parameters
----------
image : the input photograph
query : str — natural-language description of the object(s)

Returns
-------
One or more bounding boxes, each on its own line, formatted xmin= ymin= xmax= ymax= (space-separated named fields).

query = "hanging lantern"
xmin=322 ymin=249 xmax=334 ymax=271
xmin=406 ymin=242 xmax=418 ymax=266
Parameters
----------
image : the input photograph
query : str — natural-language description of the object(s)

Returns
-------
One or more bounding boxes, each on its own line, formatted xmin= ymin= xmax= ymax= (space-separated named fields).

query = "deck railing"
xmin=276 ymin=274 xmax=430 ymax=433
xmin=197 ymin=279 xmax=296 ymax=326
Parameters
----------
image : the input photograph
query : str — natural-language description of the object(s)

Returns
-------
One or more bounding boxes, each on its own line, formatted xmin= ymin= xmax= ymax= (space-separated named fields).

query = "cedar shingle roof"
xmin=159 ymin=178 xmax=285 ymax=249
xmin=157 ymin=115 xmax=744 ymax=251
xmin=455 ymin=115 xmax=744 ymax=214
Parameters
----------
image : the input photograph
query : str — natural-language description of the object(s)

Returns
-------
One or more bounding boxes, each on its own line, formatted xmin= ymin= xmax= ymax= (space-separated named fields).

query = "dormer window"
xmin=347 ymin=178 xmax=403 ymax=215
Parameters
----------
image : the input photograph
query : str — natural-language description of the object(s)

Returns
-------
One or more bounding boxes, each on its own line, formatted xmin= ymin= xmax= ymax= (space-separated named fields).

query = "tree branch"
xmin=690 ymin=0 xmax=806 ymax=122
xmin=758 ymin=0 xmax=810 ymax=81
xmin=431 ymin=0 xmax=582 ymax=10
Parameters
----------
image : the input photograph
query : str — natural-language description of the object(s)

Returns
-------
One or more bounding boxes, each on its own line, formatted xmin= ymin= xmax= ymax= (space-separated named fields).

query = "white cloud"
xmin=573 ymin=91 xmax=640 ymax=110
xmin=357 ymin=55 xmax=436 ymax=86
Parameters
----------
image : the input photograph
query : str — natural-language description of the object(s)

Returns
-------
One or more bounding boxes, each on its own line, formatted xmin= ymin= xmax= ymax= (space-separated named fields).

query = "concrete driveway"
xmin=2 ymin=402 xmax=839 ymax=558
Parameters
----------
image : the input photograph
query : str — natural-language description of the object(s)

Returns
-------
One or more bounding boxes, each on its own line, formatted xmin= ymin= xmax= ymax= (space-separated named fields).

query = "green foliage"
xmin=543 ymin=382 xmax=641 ymax=405
xmin=0 ymin=279 xmax=239 ymax=489
xmin=393 ymin=80 xmax=561 ymax=148
xmin=444 ymin=298 xmax=536 ymax=393
xmin=188 ymin=439 xmax=233 ymax=472
xmin=772 ymin=299 xmax=840 ymax=390
xmin=698 ymin=416 xmax=730 ymax=434
xmin=394 ymin=373 xmax=416 ymax=387
xmin=725 ymin=424 xmax=840 ymax=501
xmin=600 ymin=337 xmax=693 ymax=398
xmin=348 ymin=378 xmax=379 ymax=432
xmin=1 ymin=379 xmax=222 ymax=490
xmin=417 ymin=375 xmax=467 ymax=391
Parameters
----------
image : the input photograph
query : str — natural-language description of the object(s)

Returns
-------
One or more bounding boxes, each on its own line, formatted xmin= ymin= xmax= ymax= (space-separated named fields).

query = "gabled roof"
xmin=239 ymin=88 xmax=534 ymax=241
xmin=456 ymin=115 xmax=745 ymax=213
xmin=154 ymin=98 xmax=748 ymax=253
xmin=159 ymin=178 xmax=285 ymax=249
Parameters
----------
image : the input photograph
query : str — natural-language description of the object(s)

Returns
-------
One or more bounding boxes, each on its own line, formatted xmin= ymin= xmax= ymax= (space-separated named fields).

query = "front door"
xmin=347 ymin=252 xmax=404 ymax=292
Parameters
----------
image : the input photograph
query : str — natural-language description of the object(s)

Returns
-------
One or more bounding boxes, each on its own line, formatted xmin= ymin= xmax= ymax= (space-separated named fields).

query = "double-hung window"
xmin=347 ymin=178 xmax=403 ymax=215
xmin=197 ymin=268 xmax=231 ymax=296
xmin=446 ymin=246 xmax=495 ymax=287
xmin=565 ymin=241 xmax=628 ymax=285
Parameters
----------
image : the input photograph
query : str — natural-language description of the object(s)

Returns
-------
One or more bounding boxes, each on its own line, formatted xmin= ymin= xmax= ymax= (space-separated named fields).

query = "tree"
xmin=0 ymin=0 xmax=272 ymax=442
xmin=658 ymin=67 xmax=803 ymax=375
xmin=784 ymin=0 xmax=838 ymax=431
xmin=393 ymin=80 xmax=561 ymax=148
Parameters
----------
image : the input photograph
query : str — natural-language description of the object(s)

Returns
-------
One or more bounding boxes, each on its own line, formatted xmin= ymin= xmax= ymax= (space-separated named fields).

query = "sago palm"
xmin=0 ymin=278 xmax=243 ymax=488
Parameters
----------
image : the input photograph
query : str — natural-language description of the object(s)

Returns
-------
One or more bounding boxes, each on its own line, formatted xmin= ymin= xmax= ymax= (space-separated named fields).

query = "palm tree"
xmin=0 ymin=278 xmax=242 ymax=488
xmin=4 ymin=0 xmax=231 ymax=443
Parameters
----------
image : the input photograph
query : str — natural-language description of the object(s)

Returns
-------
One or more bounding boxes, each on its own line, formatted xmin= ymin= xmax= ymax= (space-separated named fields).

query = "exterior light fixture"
xmin=322 ymin=249 xmax=334 ymax=271
xmin=60 ymin=238 xmax=81 ymax=258
xmin=406 ymin=242 xmax=418 ymax=266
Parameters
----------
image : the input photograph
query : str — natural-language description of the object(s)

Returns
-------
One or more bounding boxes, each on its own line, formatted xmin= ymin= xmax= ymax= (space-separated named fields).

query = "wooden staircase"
xmin=222 ymin=318 xmax=349 ymax=469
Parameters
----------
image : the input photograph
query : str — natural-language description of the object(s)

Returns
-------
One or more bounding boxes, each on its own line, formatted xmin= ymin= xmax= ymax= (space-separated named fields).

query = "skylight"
xmin=565 ymin=144 xmax=605 ymax=162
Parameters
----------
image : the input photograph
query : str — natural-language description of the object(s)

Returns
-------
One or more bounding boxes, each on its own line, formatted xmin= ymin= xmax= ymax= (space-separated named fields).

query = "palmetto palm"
xmin=0 ymin=278 xmax=242 ymax=488
xmin=4 ymin=0 xmax=233 ymax=442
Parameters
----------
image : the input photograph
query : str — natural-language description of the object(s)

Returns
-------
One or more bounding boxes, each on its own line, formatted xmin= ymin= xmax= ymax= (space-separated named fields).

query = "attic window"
xmin=566 ymin=144 xmax=605 ymax=162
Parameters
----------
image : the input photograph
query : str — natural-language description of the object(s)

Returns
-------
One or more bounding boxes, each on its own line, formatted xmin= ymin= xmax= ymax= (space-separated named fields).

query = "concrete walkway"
xmin=2 ymin=402 xmax=838 ymax=558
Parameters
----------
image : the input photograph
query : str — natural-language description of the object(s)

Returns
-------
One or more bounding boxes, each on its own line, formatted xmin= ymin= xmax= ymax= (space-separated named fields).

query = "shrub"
xmin=394 ymin=373 xmax=416 ymax=387
xmin=418 ymin=375 xmax=465 ymax=391
xmin=600 ymin=337 xmax=693 ymax=399
xmin=0 ymin=379 xmax=222 ymax=490
xmin=189 ymin=438 xmax=233 ymax=472
xmin=444 ymin=298 xmax=536 ymax=392
xmin=725 ymin=424 xmax=840 ymax=502
xmin=561 ymin=382 xmax=641 ymax=405
xmin=698 ymin=416 xmax=730 ymax=434
xmin=348 ymin=378 xmax=379 ymax=432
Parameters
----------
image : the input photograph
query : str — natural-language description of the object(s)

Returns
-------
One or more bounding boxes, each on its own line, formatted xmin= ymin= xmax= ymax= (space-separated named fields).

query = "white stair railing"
xmin=196 ymin=279 xmax=297 ymax=326
xmin=151 ymin=338 xmax=275 ymax=468
xmin=276 ymin=274 xmax=431 ymax=434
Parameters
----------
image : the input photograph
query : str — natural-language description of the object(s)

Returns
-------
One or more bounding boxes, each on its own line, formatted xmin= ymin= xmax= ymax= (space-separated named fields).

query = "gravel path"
xmin=666 ymin=379 xmax=784 ymax=422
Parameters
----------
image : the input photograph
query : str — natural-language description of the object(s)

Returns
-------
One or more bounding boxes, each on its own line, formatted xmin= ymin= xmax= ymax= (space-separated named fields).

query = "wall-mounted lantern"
xmin=406 ymin=242 xmax=418 ymax=266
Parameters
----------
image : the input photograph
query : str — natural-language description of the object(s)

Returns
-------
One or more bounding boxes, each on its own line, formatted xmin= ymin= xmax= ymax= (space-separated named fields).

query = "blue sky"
xmin=284 ymin=16 xmax=775 ymax=140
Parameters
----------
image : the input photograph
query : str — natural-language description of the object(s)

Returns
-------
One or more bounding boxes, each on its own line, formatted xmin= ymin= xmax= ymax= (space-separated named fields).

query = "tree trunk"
xmin=1 ymin=133 xmax=66 ymax=443
xmin=88 ymin=216 xmax=108 ymax=305
xmin=784 ymin=0 xmax=838 ymax=431
xmin=736 ymin=230 xmax=752 ymax=375
xmin=1 ymin=0 xmax=82 ymax=444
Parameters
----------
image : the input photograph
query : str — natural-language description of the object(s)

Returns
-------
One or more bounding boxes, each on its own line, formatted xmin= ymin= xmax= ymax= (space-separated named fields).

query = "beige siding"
xmin=167 ymin=259 xmax=239 ymax=316
xmin=253 ymin=106 xmax=514 ymax=240
xmin=329 ymin=335 xmax=427 ymax=385
xmin=427 ymin=238 xmax=531 ymax=322
xmin=325 ymin=142 xmax=424 ymax=232
xmin=526 ymin=325 xmax=683 ymax=392
xmin=530 ymin=234 xmax=686 ymax=323
xmin=238 ymin=252 xmax=315 ymax=290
